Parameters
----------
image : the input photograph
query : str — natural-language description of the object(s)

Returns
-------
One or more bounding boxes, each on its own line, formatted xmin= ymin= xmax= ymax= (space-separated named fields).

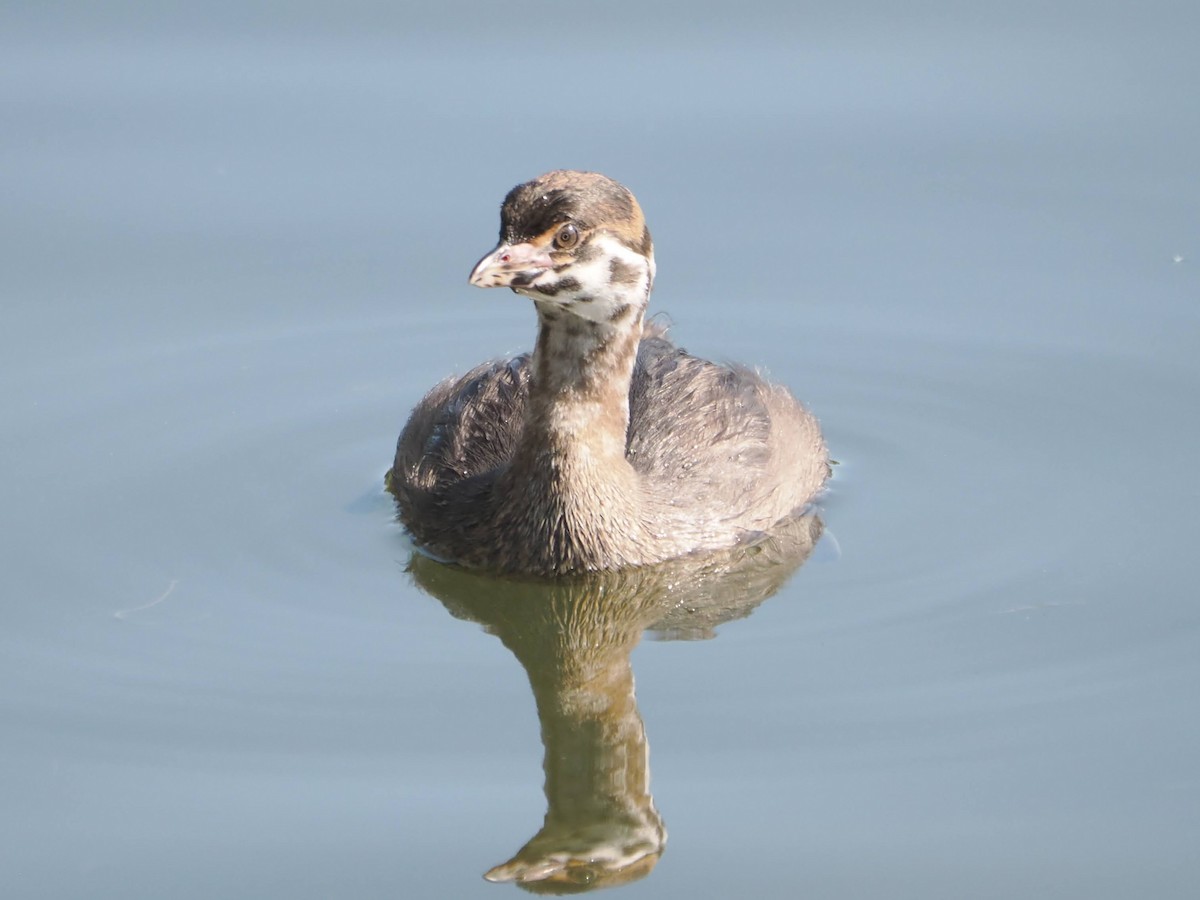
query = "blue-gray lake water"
xmin=3 ymin=3 xmax=1198 ymax=897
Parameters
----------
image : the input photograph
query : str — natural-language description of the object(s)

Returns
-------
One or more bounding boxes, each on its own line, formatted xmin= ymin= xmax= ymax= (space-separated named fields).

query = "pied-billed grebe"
xmin=389 ymin=171 xmax=828 ymax=576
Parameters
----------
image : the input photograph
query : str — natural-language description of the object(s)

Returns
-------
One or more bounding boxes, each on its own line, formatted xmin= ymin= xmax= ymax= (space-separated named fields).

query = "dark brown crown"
xmin=499 ymin=170 xmax=652 ymax=256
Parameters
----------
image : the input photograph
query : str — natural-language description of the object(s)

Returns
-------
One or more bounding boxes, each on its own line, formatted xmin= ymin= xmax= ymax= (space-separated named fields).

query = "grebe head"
xmin=468 ymin=170 xmax=656 ymax=324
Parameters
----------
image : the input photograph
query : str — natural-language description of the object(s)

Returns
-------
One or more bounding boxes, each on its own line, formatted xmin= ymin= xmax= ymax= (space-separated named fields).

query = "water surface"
xmin=3 ymin=3 xmax=1198 ymax=898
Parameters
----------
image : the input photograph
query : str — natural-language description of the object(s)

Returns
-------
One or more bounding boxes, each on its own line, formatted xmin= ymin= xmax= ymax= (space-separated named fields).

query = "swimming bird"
xmin=389 ymin=170 xmax=827 ymax=576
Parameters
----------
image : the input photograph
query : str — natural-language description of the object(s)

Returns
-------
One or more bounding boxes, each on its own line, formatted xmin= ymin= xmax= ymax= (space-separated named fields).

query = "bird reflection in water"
xmin=406 ymin=513 xmax=823 ymax=892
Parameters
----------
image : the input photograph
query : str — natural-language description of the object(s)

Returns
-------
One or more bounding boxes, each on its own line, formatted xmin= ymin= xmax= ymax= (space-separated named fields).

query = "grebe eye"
xmin=554 ymin=223 xmax=579 ymax=250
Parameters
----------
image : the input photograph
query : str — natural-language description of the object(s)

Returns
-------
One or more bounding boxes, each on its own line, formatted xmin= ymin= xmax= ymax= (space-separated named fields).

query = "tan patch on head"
xmin=604 ymin=199 xmax=648 ymax=254
xmin=637 ymin=224 xmax=653 ymax=257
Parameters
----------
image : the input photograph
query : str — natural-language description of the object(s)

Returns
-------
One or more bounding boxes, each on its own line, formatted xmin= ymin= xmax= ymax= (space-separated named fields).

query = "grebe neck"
xmin=519 ymin=301 xmax=645 ymax=465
